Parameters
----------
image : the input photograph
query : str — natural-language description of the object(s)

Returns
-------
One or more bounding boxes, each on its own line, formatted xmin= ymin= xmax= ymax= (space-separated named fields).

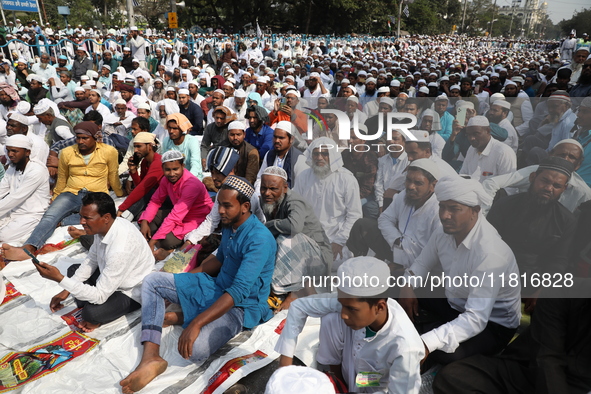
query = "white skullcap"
xmin=449 ymin=84 xmax=460 ymax=91
xmin=553 ymin=138 xmax=584 ymax=152
xmin=102 ymin=64 xmax=111 ymax=71
xmin=264 ymin=366 xmax=335 ymax=394
xmin=262 ymin=165 xmax=288 ymax=181
xmin=284 ymin=75 xmax=295 ymax=81
xmin=161 ymin=150 xmax=185 ymax=163
xmin=336 ymin=257 xmax=390 ymax=297
xmin=377 ymin=86 xmax=390 ymax=94
xmin=418 ymin=86 xmax=430 ymax=94
xmin=234 ymin=89 xmax=247 ymax=98
xmin=380 ymin=97 xmax=394 ymax=108
xmin=340 ymin=78 xmax=350 ymax=85
xmin=504 ymin=81 xmax=517 ymax=87
xmin=227 ymin=120 xmax=245 ymax=131
xmin=27 ymin=74 xmax=44 ymax=84
xmin=275 ymin=120 xmax=294 ymax=135
xmin=285 ymin=89 xmax=301 ymax=98
xmin=467 ymin=116 xmax=490 ymax=127
xmin=491 ymin=100 xmax=511 ymax=110
xmin=365 ymin=77 xmax=377 ymax=84
xmin=257 ymin=76 xmax=269 ymax=83
xmin=347 ymin=96 xmax=359 ymax=104
xmin=114 ymin=98 xmax=127 ymax=106
xmin=435 ymin=175 xmax=492 ymax=207
xmin=390 ymin=80 xmax=401 ymax=87
xmin=511 ymin=76 xmax=524 ymax=84
xmin=33 ymin=101 xmax=51 ymax=115
xmin=166 ymin=86 xmax=176 ymax=92
xmin=213 ymin=89 xmax=225 ymax=97
xmin=8 ymin=112 xmax=28 ymax=125
xmin=137 ymin=102 xmax=151 ymax=111
xmin=16 ymin=101 xmax=31 ymax=114
xmin=5 ymin=134 xmax=32 ymax=150
xmin=435 ymin=94 xmax=449 ymax=102
xmin=123 ymin=46 xmax=131 ymax=51
xmin=409 ymin=130 xmax=430 ymax=142
xmin=178 ymin=88 xmax=190 ymax=95
xmin=223 ymin=81 xmax=234 ymax=88
xmin=490 ymin=72 xmax=499 ymax=77
xmin=309 ymin=72 xmax=320 ymax=78
xmin=80 ymin=75 xmax=90 ymax=80
xmin=408 ymin=158 xmax=440 ymax=180
xmin=489 ymin=93 xmax=506 ymax=104
xmin=580 ymin=97 xmax=591 ymax=109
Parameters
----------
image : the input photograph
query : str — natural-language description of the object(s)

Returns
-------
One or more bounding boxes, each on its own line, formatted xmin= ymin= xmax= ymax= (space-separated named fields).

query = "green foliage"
xmin=558 ymin=8 xmax=591 ymax=38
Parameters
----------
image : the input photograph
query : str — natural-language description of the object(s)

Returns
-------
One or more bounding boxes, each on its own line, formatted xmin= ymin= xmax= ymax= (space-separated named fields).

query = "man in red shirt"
xmin=118 ymin=132 xmax=164 ymax=220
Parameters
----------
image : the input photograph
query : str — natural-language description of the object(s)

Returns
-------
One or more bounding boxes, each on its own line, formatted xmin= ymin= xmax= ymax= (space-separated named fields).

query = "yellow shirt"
xmin=54 ymin=143 xmax=124 ymax=200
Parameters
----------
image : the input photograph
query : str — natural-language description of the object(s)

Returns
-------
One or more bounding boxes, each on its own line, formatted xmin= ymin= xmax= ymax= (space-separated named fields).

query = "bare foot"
xmin=120 ymin=357 xmax=168 ymax=394
xmin=153 ymin=248 xmax=173 ymax=262
xmin=79 ymin=320 xmax=101 ymax=333
xmin=163 ymin=311 xmax=184 ymax=328
xmin=278 ymin=292 xmax=297 ymax=311
xmin=67 ymin=226 xmax=86 ymax=239
xmin=2 ymin=244 xmax=34 ymax=261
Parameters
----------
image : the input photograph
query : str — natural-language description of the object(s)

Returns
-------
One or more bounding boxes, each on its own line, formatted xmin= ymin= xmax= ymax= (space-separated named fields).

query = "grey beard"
xmin=312 ymin=163 xmax=331 ymax=179
xmin=159 ymin=117 xmax=167 ymax=127
xmin=262 ymin=193 xmax=286 ymax=217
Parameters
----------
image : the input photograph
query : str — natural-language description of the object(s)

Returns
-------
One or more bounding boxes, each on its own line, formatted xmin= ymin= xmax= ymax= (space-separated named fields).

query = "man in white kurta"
xmin=0 ymin=135 xmax=50 ymax=244
xmin=459 ymin=116 xmax=516 ymax=183
xmin=378 ymin=160 xmax=442 ymax=268
xmin=293 ymin=137 xmax=362 ymax=262
xmin=275 ymin=257 xmax=425 ymax=393
xmin=374 ymin=132 xmax=408 ymax=209
xmin=399 ymin=175 xmax=521 ymax=367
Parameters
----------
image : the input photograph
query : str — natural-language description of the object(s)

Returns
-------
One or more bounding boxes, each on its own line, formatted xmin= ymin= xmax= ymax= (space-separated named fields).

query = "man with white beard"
xmin=293 ymin=137 xmax=362 ymax=265
xmin=568 ymin=47 xmax=590 ymax=88
xmin=259 ymin=166 xmax=332 ymax=310
xmin=155 ymin=99 xmax=180 ymax=142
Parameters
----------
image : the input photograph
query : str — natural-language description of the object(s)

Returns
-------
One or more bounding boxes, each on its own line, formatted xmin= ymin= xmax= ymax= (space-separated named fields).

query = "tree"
xmin=558 ymin=7 xmax=591 ymax=38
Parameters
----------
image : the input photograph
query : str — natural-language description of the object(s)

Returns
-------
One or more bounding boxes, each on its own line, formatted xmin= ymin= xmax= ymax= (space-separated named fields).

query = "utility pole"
xmin=489 ymin=0 xmax=497 ymax=36
xmin=461 ymin=0 xmax=468 ymax=34
xmin=126 ymin=0 xmax=135 ymax=28
xmin=508 ymin=0 xmax=516 ymax=37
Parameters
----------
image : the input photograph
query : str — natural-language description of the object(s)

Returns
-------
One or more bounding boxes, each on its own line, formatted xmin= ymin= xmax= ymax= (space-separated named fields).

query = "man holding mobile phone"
xmin=303 ymin=72 xmax=329 ymax=108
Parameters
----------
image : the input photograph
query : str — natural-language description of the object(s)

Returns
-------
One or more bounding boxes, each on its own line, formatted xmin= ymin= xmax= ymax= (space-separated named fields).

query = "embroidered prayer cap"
xmin=222 ymin=175 xmax=255 ymax=200
xmin=262 ymin=166 xmax=288 ymax=181
xmin=336 ymin=257 xmax=390 ymax=297
xmin=133 ymin=132 xmax=156 ymax=144
xmin=5 ymin=134 xmax=32 ymax=150
xmin=264 ymin=366 xmax=335 ymax=394
xmin=435 ymin=175 xmax=493 ymax=207
xmin=538 ymin=156 xmax=574 ymax=179
xmin=408 ymin=158 xmax=440 ymax=180
xmin=33 ymin=101 xmax=51 ymax=115
xmin=207 ymin=146 xmax=239 ymax=176
xmin=548 ymin=90 xmax=571 ymax=103
xmin=234 ymin=89 xmax=247 ymax=98
xmin=161 ymin=150 xmax=185 ymax=163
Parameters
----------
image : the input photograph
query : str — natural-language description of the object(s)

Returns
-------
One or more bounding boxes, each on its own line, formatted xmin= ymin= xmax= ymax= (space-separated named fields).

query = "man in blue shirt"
xmin=120 ymin=176 xmax=276 ymax=394
xmin=245 ymin=105 xmax=274 ymax=162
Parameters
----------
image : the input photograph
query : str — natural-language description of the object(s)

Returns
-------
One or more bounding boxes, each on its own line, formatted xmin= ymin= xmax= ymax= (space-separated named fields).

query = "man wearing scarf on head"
xmin=0 ymin=82 xmax=20 ymax=121
xmin=399 ymin=175 xmax=521 ymax=370
xmin=293 ymin=138 xmax=362 ymax=262
xmin=0 ymin=134 xmax=47 ymax=244
xmin=161 ymin=113 xmax=203 ymax=179
xmin=3 ymin=121 xmax=125 ymax=261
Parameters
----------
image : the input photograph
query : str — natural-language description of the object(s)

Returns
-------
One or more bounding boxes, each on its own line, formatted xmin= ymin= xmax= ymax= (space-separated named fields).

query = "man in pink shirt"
xmin=139 ymin=150 xmax=213 ymax=260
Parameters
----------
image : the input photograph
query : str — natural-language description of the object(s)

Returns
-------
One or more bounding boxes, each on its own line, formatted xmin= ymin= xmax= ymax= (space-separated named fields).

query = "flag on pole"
xmin=387 ymin=20 xmax=391 ymax=32
xmin=403 ymin=5 xmax=409 ymax=17
xmin=256 ymin=19 xmax=263 ymax=40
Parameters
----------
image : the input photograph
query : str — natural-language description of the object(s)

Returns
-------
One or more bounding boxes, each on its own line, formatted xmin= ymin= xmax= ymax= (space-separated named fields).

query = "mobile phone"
xmin=456 ymin=106 xmax=467 ymax=126
xmin=281 ymin=97 xmax=287 ymax=105
xmin=23 ymin=249 xmax=41 ymax=266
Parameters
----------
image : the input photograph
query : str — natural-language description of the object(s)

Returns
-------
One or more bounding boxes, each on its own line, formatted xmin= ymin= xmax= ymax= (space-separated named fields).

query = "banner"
xmin=1 ymin=0 xmax=38 ymax=12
